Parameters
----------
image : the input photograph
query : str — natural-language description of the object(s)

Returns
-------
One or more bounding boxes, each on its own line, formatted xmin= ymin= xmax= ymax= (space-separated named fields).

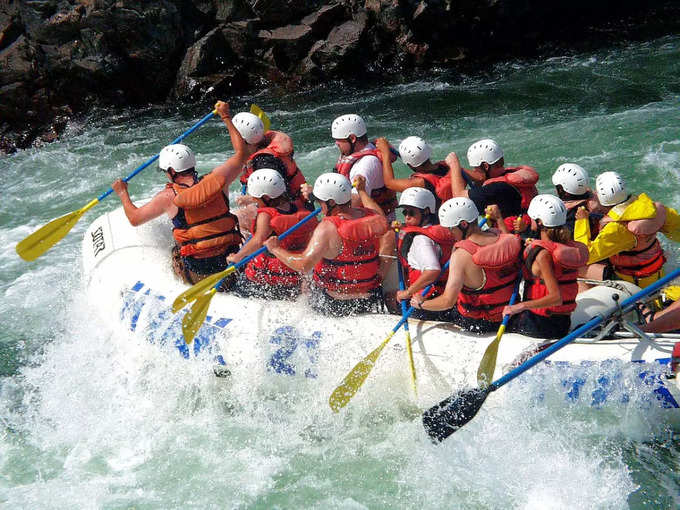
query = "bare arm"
xmin=112 ymin=180 xmax=175 ymax=226
xmin=227 ymin=212 xmax=272 ymax=263
xmin=503 ymin=250 xmax=560 ymax=316
xmin=447 ymin=152 xmax=469 ymax=198
xmin=375 ymin=137 xmax=425 ymax=192
xmin=210 ymin=101 xmax=248 ymax=188
xmin=354 ymin=175 xmax=385 ymax=217
xmin=411 ymin=249 xmax=466 ymax=311
xmin=397 ymin=269 xmax=440 ymax=301
xmin=264 ymin=220 xmax=339 ymax=273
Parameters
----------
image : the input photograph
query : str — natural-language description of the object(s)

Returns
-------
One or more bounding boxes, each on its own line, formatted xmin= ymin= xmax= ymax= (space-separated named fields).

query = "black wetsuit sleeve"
xmin=468 ymin=182 xmax=522 ymax=218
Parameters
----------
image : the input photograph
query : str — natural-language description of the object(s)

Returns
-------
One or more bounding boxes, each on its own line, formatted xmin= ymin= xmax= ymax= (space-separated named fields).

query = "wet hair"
xmin=555 ymin=184 xmax=590 ymax=202
xmin=252 ymin=153 xmax=287 ymax=177
xmin=544 ymin=225 xmax=572 ymax=244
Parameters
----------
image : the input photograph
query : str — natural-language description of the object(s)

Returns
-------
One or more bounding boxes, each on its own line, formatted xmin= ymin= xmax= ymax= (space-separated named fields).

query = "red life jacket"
xmin=455 ymin=233 xmax=522 ymax=322
xmin=170 ymin=173 xmax=241 ymax=259
xmin=411 ymin=161 xmax=453 ymax=205
xmin=484 ymin=166 xmax=539 ymax=211
xmin=244 ymin=207 xmax=318 ymax=287
xmin=523 ymin=239 xmax=589 ymax=317
xmin=240 ymin=130 xmax=307 ymax=207
xmin=334 ymin=148 xmax=398 ymax=216
xmin=601 ymin=201 xmax=667 ymax=278
xmin=313 ymin=209 xmax=388 ymax=294
xmin=397 ymin=225 xmax=456 ymax=296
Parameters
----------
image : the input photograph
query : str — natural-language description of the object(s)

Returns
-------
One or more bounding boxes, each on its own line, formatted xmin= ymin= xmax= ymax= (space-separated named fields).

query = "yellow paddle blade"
xmin=16 ymin=208 xmax=85 ymax=261
xmin=250 ymin=104 xmax=271 ymax=132
xmin=404 ymin=331 xmax=417 ymax=397
xmin=182 ymin=288 xmax=217 ymax=344
xmin=171 ymin=266 xmax=234 ymax=313
xmin=329 ymin=332 xmax=395 ymax=412
xmin=16 ymin=198 xmax=99 ymax=261
xmin=476 ymin=324 xmax=506 ymax=389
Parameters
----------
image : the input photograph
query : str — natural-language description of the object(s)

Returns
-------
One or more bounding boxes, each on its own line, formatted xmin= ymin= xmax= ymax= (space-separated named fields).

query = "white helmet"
xmin=313 ymin=173 xmax=352 ymax=205
xmin=399 ymin=136 xmax=432 ymax=167
xmin=527 ymin=194 xmax=567 ymax=227
xmin=247 ymin=168 xmax=286 ymax=199
xmin=159 ymin=144 xmax=196 ymax=172
xmin=552 ymin=163 xmax=589 ymax=195
xmin=398 ymin=187 xmax=436 ymax=214
xmin=467 ymin=139 xmax=504 ymax=167
xmin=596 ymin=171 xmax=628 ymax=206
xmin=438 ymin=197 xmax=479 ymax=228
xmin=331 ymin=114 xmax=367 ymax=139
xmin=232 ymin=112 xmax=265 ymax=145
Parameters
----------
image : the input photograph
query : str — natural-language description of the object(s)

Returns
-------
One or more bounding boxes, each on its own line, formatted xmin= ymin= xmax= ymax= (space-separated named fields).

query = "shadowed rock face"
xmin=1 ymin=0 xmax=679 ymax=153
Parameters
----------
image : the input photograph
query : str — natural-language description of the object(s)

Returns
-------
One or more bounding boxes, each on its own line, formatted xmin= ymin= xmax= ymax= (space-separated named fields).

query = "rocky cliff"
xmin=2 ymin=0 xmax=679 ymax=153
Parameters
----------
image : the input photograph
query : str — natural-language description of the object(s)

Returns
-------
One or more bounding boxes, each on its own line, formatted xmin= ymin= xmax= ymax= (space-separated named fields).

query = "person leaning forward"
xmin=410 ymin=197 xmax=522 ymax=334
xmin=264 ymin=173 xmax=388 ymax=317
xmin=112 ymin=100 xmax=246 ymax=286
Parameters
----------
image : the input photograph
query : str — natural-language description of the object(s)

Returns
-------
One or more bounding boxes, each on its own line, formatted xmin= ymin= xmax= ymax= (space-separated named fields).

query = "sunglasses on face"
xmin=402 ymin=208 xmax=421 ymax=217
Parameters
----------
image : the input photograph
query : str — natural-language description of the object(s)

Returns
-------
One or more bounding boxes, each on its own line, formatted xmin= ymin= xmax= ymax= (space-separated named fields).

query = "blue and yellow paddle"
xmin=329 ymin=261 xmax=451 ymax=412
xmin=173 ymin=207 xmax=321 ymax=344
xmin=16 ymin=110 xmax=219 ymax=262
xmin=395 ymin=229 xmax=418 ymax=396
xmin=422 ymin=266 xmax=680 ymax=442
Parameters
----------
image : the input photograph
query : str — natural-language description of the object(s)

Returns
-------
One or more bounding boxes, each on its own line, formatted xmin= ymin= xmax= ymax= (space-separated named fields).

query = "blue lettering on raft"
xmin=120 ymin=281 xmax=232 ymax=359
xmin=267 ymin=326 xmax=322 ymax=378
xmin=530 ymin=359 xmax=680 ymax=409
xmin=119 ymin=281 xmax=322 ymax=376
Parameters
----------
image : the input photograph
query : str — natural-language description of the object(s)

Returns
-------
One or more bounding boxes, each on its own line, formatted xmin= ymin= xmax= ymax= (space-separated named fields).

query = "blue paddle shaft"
xmin=211 ymin=207 xmax=322 ymax=290
xmin=490 ymin=266 xmax=680 ymax=391
xmin=395 ymin=231 xmax=411 ymax=332
xmin=97 ymin=110 xmax=218 ymax=202
xmin=391 ymin=260 xmax=451 ymax=334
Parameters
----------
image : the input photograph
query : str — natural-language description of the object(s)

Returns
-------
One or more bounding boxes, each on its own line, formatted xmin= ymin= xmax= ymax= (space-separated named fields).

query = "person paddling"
xmin=226 ymin=169 xmax=318 ymax=300
xmin=394 ymin=187 xmax=458 ymax=320
xmin=264 ymin=173 xmax=388 ymax=317
xmin=504 ymin=195 xmax=589 ymax=338
xmin=112 ymin=100 xmax=245 ymax=286
xmin=447 ymin=150 xmax=523 ymax=232
xmin=411 ymin=198 xmax=522 ymax=333
xmin=375 ymin=135 xmax=457 ymax=208
xmin=232 ymin=111 xmax=309 ymax=235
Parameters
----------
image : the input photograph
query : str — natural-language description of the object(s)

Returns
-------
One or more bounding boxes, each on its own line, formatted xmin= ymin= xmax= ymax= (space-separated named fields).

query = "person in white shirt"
xmin=395 ymin=187 xmax=458 ymax=320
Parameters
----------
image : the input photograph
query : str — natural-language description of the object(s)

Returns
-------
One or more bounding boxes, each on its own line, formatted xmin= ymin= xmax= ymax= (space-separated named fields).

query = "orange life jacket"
xmin=455 ymin=233 xmax=522 ymax=322
xmin=244 ymin=207 xmax=318 ymax=287
xmin=313 ymin=209 xmax=388 ymax=294
xmin=240 ymin=130 xmax=307 ymax=207
xmin=484 ymin=166 xmax=539 ymax=211
xmin=397 ymin=225 xmax=456 ymax=296
xmin=523 ymin=239 xmax=589 ymax=317
xmin=600 ymin=202 xmax=667 ymax=278
xmin=334 ymin=148 xmax=398 ymax=216
xmin=411 ymin=161 xmax=453 ymax=205
xmin=171 ymin=173 xmax=241 ymax=259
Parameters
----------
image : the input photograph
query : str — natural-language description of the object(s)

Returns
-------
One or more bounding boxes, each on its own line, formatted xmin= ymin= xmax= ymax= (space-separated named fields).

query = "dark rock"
xmin=307 ymin=11 xmax=368 ymax=75
xmin=301 ymin=3 xmax=347 ymax=38
xmin=173 ymin=27 xmax=241 ymax=99
xmin=258 ymin=24 xmax=314 ymax=72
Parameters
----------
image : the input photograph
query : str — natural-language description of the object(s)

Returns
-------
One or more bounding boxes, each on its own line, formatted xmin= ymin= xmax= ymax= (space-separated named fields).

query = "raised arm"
xmin=447 ymin=152 xmax=469 ymax=198
xmin=210 ymin=101 xmax=248 ymax=186
xmin=375 ymin=137 xmax=425 ymax=192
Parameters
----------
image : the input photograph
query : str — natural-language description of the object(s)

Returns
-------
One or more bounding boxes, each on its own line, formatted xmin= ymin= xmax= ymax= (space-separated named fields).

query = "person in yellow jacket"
xmin=574 ymin=171 xmax=680 ymax=293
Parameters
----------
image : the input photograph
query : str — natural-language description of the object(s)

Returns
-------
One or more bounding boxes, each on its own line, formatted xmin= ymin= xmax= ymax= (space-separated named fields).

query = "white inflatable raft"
xmin=82 ymin=207 xmax=680 ymax=418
